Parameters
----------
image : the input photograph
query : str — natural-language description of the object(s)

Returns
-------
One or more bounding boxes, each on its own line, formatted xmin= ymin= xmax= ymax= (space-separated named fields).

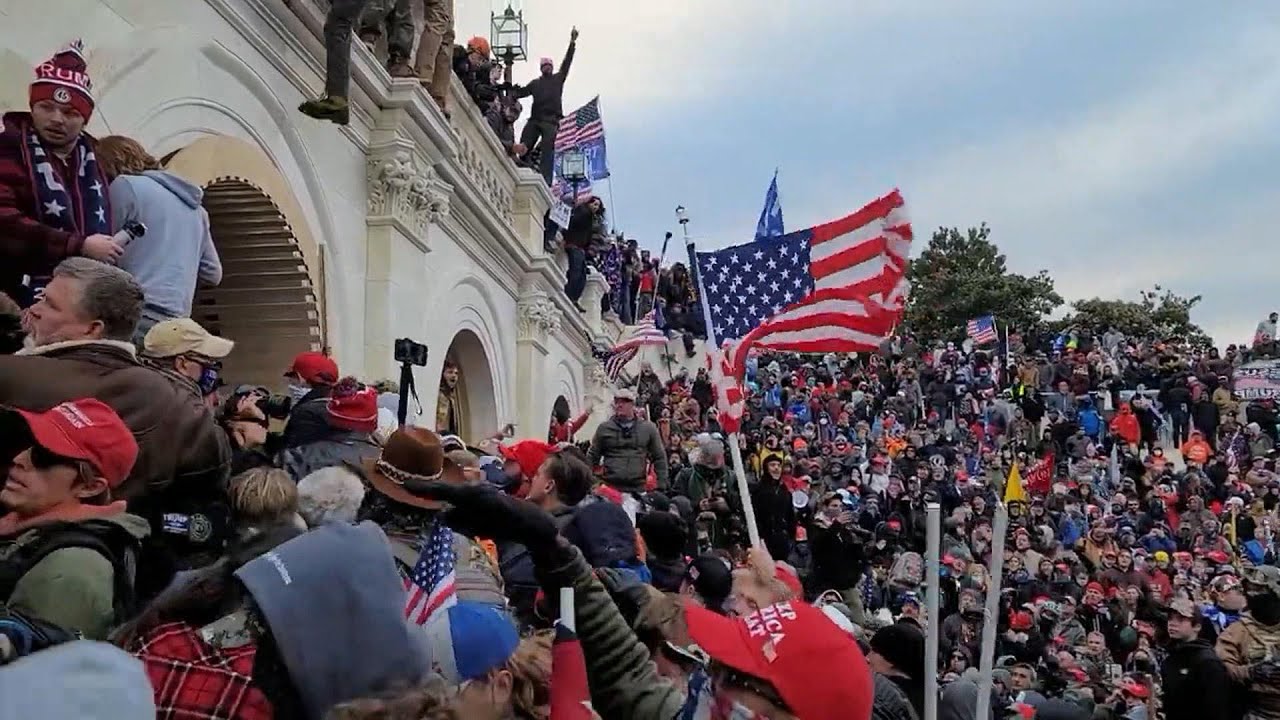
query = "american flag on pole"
xmin=404 ymin=521 xmax=457 ymax=625
xmin=966 ymin=315 xmax=999 ymax=345
xmin=551 ymin=98 xmax=606 ymax=202
xmin=693 ymin=190 xmax=912 ymax=372
xmin=591 ymin=308 xmax=668 ymax=382
xmin=615 ymin=308 xmax=667 ymax=350
xmin=593 ymin=345 xmax=637 ymax=383
xmin=555 ymin=96 xmax=605 ymax=151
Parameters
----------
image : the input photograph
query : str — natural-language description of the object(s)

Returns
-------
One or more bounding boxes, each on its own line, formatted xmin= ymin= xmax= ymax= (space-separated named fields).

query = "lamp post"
xmin=490 ymin=0 xmax=527 ymax=86
xmin=561 ymin=146 xmax=587 ymax=201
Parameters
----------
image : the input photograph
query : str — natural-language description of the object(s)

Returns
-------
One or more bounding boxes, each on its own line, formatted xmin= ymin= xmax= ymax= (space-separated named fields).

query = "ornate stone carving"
xmin=587 ymin=361 xmax=610 ymax=391
xmin=516 ymin=289 xmax=562 ymax=340
xmin=366 ymin=150 xmax=451 ymax=236
xmin=453 ymin=126 xmax=514 ymax=224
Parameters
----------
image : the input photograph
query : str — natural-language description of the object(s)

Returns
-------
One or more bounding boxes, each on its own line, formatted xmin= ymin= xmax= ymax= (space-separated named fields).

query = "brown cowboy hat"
xmin=363 ymin=426 xmax=466 ymax=510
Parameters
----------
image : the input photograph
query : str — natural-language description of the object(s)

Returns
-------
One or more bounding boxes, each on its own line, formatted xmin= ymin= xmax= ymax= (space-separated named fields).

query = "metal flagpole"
xmin=680 ymin=206 xmax=762 ymax=548
xmin=924 ymin=503 xmax=942 ymax=720
xmin=975 ymin=502 xmax=1010 ymax=720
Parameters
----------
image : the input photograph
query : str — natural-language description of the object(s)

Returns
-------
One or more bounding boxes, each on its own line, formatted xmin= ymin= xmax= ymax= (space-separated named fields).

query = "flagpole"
xmin=680 ymin=206 xmax=762 ymax=549
xmin=923 ymin=503 xmax=941 ymax=720
xmin=975 ymin=502 xmax=1010 ymax=720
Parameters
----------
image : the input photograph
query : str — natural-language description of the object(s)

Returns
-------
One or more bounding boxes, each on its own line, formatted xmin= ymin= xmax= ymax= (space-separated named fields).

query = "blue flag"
xmin=754 ymin=171 xmax=784 ymax=241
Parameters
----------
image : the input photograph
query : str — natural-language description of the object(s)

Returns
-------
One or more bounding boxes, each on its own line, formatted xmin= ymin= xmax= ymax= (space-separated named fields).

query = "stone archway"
xmin=162 ymin=136 xmax=326 ymax=389
xmin=441 ymin=329 xmax=499 ymax=442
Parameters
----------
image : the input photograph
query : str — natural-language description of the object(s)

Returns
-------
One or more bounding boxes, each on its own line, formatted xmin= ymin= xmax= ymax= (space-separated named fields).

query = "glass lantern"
xmin=490 ymin=1 xmax=528 ymax=64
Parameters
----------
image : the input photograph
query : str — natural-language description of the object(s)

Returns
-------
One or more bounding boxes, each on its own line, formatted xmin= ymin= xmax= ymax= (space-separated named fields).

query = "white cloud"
xmin=908 ymin=22 xmax=1280 ymax=245
xmin=455 ymin=0 xmax=1038 ymax=126
xmin=894 ymin=22 xmax=1280 ymax=345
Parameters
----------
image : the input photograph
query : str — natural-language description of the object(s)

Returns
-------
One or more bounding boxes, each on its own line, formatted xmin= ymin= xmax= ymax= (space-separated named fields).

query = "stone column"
xmin=581 ymin=268 xmax=611 ymax=345
xmin=364 ymin=145 xmax=452 ymax=379
xmin=511 ymin=169 xmax=553 ymax=257
xmin=514 ymin=288 xmax=563 ymax=437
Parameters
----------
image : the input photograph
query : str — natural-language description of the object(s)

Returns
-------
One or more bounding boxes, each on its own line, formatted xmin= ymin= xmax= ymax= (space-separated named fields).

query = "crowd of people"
xmin=8 ymin=19 xmax=1280 ymax=720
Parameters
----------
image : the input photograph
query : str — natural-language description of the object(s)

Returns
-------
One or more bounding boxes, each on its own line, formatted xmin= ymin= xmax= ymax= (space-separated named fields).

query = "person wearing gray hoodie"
xmin=96 ymin=135 xmax=222 ymax=344
xmin=0 ymin=641 xmax=155 ymax=719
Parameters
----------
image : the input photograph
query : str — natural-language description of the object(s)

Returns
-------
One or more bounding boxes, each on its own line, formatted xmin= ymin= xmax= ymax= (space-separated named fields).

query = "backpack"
xmin=0 ymin=520 xmax=140 ymax=626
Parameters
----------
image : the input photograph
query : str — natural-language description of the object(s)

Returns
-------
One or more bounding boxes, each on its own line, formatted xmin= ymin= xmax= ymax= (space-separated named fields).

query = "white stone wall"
xmin=6 ymin=0 xmax=612 ymax=444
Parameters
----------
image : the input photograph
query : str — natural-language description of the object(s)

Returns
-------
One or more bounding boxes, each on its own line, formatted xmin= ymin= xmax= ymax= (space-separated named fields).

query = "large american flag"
xmin=404 ymin=521 xmax=457 ymax=625
xmin=695 ymin=190 xmax=911 ymax=361
xmin=555 ymin=97 xmax=604 ymax=151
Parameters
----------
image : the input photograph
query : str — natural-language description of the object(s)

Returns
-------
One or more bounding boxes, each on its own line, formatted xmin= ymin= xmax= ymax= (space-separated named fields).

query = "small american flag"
xmin=966 ymin=315 xmax=998 ymax=345
xmin=615 ymin=309 xmax=667 ymax=350
xmin=555 ymin=97 xmax=605 ymax=151
xmin=593 ymin=344 xmax=637 ymax=382
xmin=404 ymin=521 xmax=457 ymax=625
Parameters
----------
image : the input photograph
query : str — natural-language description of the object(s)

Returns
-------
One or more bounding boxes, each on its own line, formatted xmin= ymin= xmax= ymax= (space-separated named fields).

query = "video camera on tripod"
xmin=394 ymin=338 xmax=429 ymax=426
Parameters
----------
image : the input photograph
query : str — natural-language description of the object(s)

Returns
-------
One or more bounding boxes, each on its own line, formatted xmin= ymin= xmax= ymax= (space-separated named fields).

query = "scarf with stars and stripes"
xmin=20 ymin=121 xmax=111 ymax=237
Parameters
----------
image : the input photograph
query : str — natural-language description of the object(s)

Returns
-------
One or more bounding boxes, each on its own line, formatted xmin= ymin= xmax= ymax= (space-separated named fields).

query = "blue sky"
xmin=460 ymin=1 xmax=1280 ymax=346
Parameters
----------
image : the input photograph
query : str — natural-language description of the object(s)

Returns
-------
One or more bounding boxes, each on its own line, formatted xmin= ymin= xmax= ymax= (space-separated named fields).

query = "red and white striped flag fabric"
xmin=694 ymin=190 xmax=912 ymax=372
xmin=708 ymin=343 xmax=746 ymax=434
xmin=550 ymin=623 xmax=595 ymax=719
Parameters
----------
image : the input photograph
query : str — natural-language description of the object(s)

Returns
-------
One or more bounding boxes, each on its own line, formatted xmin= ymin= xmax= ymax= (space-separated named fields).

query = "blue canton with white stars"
xmin=694 ymin=232 xmax=813 ymax=341
xmin=410 ymin=522 xmax=456 ymax=597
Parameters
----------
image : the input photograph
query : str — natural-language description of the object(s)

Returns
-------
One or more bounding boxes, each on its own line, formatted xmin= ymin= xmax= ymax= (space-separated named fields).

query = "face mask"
xmin=287 ymin=383 xmax=311 ymax=401
xmin=196 ymin=366 xmax=221 ymax=396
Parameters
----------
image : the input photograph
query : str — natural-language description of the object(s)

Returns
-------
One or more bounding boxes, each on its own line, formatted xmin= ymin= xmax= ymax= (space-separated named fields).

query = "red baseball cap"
xmin=685 ymin=600 xmax=873 ymax=719
xmin=286 ymin=351 xmax=338 ymax=385
xmin=8 ymin=399 xmax=137 ymax=489
xmin=499 ymin=439 xmax=556 ymax=481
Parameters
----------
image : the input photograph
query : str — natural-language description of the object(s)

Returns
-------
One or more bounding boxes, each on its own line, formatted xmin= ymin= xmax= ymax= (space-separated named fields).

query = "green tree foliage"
xmin=1058 ymin=286 xmax=1214 ymax=348
xmin=903 ymin=224 xmax=1062 ymax=343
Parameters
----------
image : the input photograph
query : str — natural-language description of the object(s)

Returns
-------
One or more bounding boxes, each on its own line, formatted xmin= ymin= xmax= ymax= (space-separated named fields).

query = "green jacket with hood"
xmin=536 ymin=538 xmax=685 ymax=720
xmin=1 ymin=512 xmax=150 ymax=641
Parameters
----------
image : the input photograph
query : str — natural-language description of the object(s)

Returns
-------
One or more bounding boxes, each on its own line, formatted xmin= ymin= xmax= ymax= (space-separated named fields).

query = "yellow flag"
xmin=1004 ymin=462 xmax=1027 ymax=503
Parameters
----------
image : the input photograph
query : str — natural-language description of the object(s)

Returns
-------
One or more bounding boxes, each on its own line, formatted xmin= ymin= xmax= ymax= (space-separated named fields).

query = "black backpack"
xmin=0 ymin=520 xmax=140 ymax=626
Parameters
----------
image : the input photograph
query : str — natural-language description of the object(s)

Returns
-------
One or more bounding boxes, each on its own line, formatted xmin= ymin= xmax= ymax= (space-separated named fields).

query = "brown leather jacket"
xmin=0 ymin=339 xmax=230 ymax=500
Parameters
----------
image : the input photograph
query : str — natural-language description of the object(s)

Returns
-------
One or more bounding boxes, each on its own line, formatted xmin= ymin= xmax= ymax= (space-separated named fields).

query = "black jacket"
xmin=1161 ymin=638 xmax=1230 ymax=720
xmin=277 ymin=429 xmax=379 ymax=482
xmin=514 ymin=40 xmax=576 ymax=121
xmin=280 ymin=388 xmax=332 ymax=450
xmin=809 ymin=517 xmax=864 ymax=591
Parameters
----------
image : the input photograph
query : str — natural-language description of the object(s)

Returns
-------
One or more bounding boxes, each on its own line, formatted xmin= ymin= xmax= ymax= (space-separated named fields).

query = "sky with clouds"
xmin=459 ymin=1 xmax=1280 ymax=346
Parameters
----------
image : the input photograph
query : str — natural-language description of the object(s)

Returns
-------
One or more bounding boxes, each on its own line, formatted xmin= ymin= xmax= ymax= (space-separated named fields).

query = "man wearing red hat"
xmin=280 ymin=350 xmax=340 ymax=449
xmin=0 ymin=40 xmax=123 ymax=305
xmin=0 ymin=398 xmax=150 ymax=642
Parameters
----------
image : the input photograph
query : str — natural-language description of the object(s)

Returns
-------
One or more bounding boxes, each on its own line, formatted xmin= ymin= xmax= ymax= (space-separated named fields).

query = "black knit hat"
xmin=684 ymin=554 xmax=732 ymax=611
xmin=869 ymin=621 xmax=925 ymax=680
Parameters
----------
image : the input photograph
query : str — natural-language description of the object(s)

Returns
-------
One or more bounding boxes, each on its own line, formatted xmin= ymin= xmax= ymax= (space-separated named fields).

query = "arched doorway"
xmin=194 ymin=180 xmax=322 ymax=388
xmin=439 ymin=330 xmax=498 ymax=442
xmin=162 ymin=135 xmax=327 ymax=390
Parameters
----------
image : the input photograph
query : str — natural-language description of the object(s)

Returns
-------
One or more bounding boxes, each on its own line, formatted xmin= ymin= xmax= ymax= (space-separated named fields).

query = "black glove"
xmin=1252 ymin=661 xmax=1280 ymax=685
xmin=400 ymin=481 xmax=558 ymax=553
